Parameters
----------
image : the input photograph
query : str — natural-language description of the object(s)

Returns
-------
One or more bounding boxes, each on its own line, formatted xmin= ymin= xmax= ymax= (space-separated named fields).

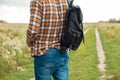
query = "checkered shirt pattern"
xmin=26 ymin=0 xmax=68 ymax=56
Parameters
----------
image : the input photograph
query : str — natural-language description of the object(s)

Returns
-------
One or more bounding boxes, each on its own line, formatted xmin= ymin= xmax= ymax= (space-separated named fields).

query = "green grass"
xmin=1 ymin=22 xmax=120 ymax=80
xmin=69 ymin=26 xmax=100 ymax=80
xmin=98 ymin=23 xmax=120 ymax=80
xmin=0 ymin=60 xmax=34 ymax=80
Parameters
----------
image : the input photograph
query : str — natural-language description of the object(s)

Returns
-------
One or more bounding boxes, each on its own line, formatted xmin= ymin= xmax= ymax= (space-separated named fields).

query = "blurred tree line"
xmin=108 ymin=18 xmax=120 ymax=23
xmin=98 ymin=18 xmax=120 ymax=23
xmin=0 ymin=20 xmax=8 ymax=23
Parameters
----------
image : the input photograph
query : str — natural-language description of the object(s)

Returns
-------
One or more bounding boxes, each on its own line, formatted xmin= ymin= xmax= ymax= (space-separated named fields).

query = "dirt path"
xmin=30 ymin=27 xmax=107 ymax=80
xmin=29 ymin=78 xmax=35 ymax=80
xmin=95 ymin=27 xmax=106 ymax=79
xmin=84 ymin=28 xmax=89 ymax=35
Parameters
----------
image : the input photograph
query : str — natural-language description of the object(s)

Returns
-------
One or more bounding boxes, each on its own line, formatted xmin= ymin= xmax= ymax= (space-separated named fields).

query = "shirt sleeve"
xmin=26 ymin=0 xmax=42 ymax=47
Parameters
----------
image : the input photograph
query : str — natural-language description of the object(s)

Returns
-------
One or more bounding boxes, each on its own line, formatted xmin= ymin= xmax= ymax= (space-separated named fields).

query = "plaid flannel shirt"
xmin=26 ymin=0 xmax=68 ymax=56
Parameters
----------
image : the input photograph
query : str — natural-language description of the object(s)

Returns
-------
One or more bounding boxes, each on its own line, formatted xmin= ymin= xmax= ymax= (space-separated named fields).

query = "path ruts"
xmin=95 ymin=27 xmax=106 ymax=80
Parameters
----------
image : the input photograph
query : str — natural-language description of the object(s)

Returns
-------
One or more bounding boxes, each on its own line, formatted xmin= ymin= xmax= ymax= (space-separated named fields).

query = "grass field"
xmin=0 ymin=22 xmax=120 ymax=80
xmin=0 ymin=23 xmax=34 ymax=80
xmin=97 ymin=23 xmax=120 ymax=80
xmin=69 ymin=26 xmax=100 ymax=80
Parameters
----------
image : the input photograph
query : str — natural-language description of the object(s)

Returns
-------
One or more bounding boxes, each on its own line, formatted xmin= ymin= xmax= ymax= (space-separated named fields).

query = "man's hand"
xmin=26 ymin=30 xmax=35 ymax=47
xmin=26 ymin=38 xmax=33 ymax=47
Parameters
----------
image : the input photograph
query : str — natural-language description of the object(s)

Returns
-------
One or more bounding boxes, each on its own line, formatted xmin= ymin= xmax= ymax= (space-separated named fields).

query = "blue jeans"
xmin=34 ymin=48 xmax=69 ymax=80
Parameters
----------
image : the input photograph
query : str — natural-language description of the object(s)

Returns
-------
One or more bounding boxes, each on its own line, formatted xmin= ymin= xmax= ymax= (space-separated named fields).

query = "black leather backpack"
xmin=61 ymin=0 xmax=84 ymax=50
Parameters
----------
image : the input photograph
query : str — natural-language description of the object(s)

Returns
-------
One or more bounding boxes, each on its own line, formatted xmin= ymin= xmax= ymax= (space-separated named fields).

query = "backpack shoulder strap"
xmin=67 ymin=0 xmax=74 ymax=7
